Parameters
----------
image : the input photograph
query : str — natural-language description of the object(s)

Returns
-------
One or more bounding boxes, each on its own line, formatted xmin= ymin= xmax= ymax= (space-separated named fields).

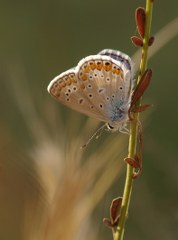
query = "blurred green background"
xmin=0 ymin=0 xmax=178 ymax=240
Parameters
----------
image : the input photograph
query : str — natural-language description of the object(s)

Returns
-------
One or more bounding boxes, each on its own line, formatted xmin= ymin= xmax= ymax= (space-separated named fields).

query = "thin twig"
xmin=132 ymin=17 xmax=178 ymax=71
xmin=113 ymin=1 xmax=154 ymax=239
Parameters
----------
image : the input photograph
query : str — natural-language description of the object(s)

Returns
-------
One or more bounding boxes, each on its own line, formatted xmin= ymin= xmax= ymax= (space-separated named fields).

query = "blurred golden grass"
xmin=0 ymin=61 xmax=127 ymax=239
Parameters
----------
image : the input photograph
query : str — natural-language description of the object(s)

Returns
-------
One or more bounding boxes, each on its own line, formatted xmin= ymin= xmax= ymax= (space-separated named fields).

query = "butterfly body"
xmin=48 ymin=49 xmax=134 ymax=133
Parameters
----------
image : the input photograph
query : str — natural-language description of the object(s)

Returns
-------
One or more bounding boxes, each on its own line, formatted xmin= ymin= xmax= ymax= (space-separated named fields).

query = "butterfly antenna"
xmin=81 ymin=124 xmax=107 ymax=149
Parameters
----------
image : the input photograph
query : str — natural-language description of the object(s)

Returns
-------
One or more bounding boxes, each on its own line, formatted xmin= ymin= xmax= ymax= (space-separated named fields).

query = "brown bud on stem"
xmin=131 ymin=36 xmax=143 ymax=47
xmin=135 ymin=7 xmax=146 ymax=38
xmin=148 ymin=36 xmax=155 ymax=46
xmin=131 ymin=69 xmax=152 ymax=107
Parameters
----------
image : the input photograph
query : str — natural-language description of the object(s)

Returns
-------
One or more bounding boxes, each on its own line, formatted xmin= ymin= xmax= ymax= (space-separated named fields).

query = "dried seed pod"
xmin=125 ymin=155 xmax=142 ymax=179
xmin=135 ymin=7 xmax=146 ymax=38
xmin=131 ymin=69 xmax=152 ymax=107
xmin=131 ymin=36 xmax=143 ymax=47
xmin=110 ymin=197 xmax=122 ymax=223
xmin=103 ymin=218 xmax=113 ymax=228
xmin=131 ymin=104 xmax=151 ymax=113
xmin=148 ymin=36 xmax=155 ymax=46
xmin=125 ymin=157 xmax=140 ymax=168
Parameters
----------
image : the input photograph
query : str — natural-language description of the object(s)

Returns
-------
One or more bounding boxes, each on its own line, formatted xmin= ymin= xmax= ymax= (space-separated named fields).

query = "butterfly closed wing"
xmin=48 ymin=49 xmax=134 ymax=132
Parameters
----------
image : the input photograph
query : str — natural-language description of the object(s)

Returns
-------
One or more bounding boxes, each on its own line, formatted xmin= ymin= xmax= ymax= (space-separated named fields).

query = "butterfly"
xmin=47 ymin=49 xmax=135 ymax=134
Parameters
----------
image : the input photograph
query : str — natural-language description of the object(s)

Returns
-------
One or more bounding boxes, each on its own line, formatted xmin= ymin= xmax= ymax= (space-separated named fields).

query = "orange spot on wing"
xmin=81 ymin=74 xmax=87 ymax=81
xmin=96 ymin=62 xmax=103 ymax=70
xmin=65 ymin=78 xmax=72 ymax=85
xmin=89 ymin=63 xmax=96 ymax=70
xmin=83 ymin=66 xmax=90 ymax=73
xmin=80 ymin=83 xmax=85 ymax=89
xmin=115 ymin=69 xmax=121 ymax=75
xmin=72 ymin=78 xmax=77 ymax=83
xmin=112 ymin=69 xmax=117 ymax=74
xmin=104 ymin=63 xmax=112 ymax=71
xmin=70 ymin=74 xmax=76 ymax=82
xmin=112 ymin=68 xmax=122 ymax=76
xmin=58 ymin=85 xmax=62 ymax=91
xmin=60 ymin=81 xmax=66 ymax=88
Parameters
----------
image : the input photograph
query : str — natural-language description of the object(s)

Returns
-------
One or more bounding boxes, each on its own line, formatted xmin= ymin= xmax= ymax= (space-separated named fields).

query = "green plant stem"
xmin=114 ymin=1 xmax=153 ymax=240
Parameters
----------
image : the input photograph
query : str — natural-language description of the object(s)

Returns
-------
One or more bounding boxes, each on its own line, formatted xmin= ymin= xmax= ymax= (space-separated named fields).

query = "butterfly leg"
xmin=119 ymin=123 xmax=130 ymax=135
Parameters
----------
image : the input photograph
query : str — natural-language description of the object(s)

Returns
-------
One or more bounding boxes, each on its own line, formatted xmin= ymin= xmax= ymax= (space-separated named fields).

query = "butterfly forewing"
xmin=78 ymin=56 xmax=129 ymax=113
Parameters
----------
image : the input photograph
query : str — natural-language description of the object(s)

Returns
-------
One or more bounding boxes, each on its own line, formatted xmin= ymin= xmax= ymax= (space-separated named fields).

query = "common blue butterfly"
xmin=47 ymin=49 xmax=134 ymax=133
